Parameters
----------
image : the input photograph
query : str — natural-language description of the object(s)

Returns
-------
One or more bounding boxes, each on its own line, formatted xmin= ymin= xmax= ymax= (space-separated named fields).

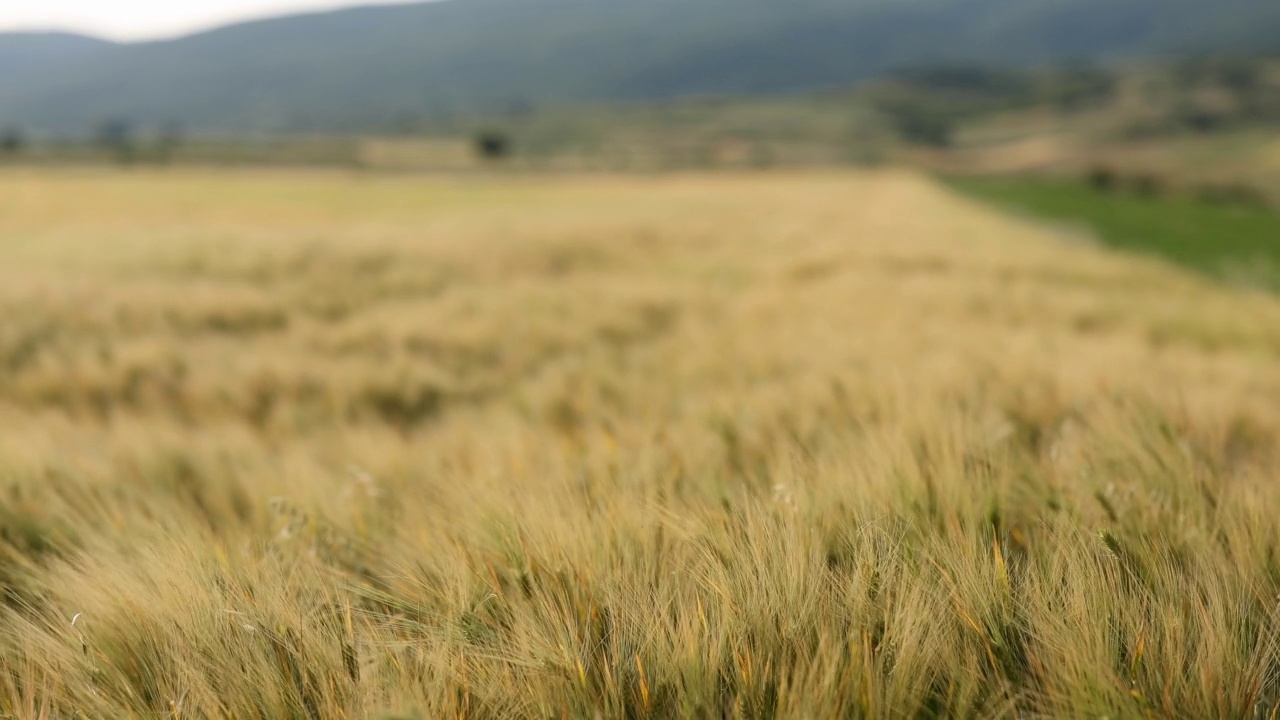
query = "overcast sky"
xmin=0 ymin=0 xmax=423 ymax=41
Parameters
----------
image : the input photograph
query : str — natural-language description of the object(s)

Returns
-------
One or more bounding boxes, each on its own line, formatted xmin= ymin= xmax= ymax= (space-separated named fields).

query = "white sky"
xmin=0 ymin=0 xmax=423 ymax=41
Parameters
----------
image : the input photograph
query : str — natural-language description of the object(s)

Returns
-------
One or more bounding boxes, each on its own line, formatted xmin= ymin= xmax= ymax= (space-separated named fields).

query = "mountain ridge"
xmin=2 ymin=0 xmax=1280 ymax=134
xmin=0 ymin=31 xmax=116 ymax=75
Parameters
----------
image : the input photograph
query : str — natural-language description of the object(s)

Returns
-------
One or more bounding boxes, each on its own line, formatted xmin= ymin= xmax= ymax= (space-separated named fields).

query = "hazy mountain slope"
xmin=1 ymin=0 xmax=1278 ymax=134
xmin=0 ymin=32 xmax=115 ymax=78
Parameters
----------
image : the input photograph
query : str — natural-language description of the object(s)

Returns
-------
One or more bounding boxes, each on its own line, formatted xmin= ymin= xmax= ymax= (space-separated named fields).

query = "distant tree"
xmin=0 ymin=126 xmax=24 ymax=156
xmin=1217 ymin=59 xmax=1262 ymax=94
xmin=1047 ymin=65 xmax=1118 ymax=113
xmin=1086 ymin=165 xmax=1118 ymax=193
xmin=474 ymin=130 xmax=512 ymax=160
xmin=1177 ymin=56 xmax=1262 ymax=93
xmin=893 ymin=64 xmax=1032 ymax=101
xmin=1180 ymin=107 xmax=1226 ymax=134
xmin=95 ymin=118 xmax=136 ymax=164
xmin=155 ymin=121 xmax=185 ymax=163
xmin=881 ymin=101 xmax=955 ymax=148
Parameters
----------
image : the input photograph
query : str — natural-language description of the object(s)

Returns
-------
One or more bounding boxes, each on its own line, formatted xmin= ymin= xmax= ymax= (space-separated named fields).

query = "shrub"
xmin=1086 ymin=166 xmax=1118 ymax=193
xmin=474 ymin=130 xmax=512 ymax=160
xmin=0 ymin=126 xmax=23 ymax=155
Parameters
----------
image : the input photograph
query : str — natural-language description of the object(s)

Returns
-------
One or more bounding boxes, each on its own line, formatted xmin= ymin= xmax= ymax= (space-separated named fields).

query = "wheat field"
xmin=1 ymin=169 xmax=1280 ymax=718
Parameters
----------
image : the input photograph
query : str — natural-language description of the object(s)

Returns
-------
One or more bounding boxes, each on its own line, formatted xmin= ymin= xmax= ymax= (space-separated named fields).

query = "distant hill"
xmin=2 ymin=0 xmax=1280 ymax=134
xmin=0 ymin=32 xmax=114 ymax=78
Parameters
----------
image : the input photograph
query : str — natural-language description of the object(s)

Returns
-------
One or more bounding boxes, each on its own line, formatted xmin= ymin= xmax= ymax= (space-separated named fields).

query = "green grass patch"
xmin=949 ymin=176 xmax=1280 ymax=290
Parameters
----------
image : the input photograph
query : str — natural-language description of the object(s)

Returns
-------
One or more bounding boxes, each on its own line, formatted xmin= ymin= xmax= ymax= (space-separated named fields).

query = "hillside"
xmin=3 ymin=0 xmax=1280 ymax=133
xmin=0 ymin=32 xmax=114 ymax=78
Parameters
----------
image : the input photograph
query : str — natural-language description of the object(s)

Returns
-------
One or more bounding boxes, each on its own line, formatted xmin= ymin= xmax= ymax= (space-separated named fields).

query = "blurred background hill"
xmin=3 ymin=0 xmax=1280 ymax=135
xmin=0 ymin=32 xmax=114 ymax=78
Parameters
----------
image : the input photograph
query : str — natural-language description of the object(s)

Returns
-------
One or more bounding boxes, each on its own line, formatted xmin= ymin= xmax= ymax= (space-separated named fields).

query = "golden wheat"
xmin=0 ymin=168 xmax=1278 ymax=718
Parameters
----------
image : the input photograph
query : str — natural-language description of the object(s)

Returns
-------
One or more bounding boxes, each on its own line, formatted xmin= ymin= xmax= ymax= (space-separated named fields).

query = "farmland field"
xmin=2 ymin=169 xmax=1280 ymax=718
xmin=950 ymin=176 xmax=1280 ymax=291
